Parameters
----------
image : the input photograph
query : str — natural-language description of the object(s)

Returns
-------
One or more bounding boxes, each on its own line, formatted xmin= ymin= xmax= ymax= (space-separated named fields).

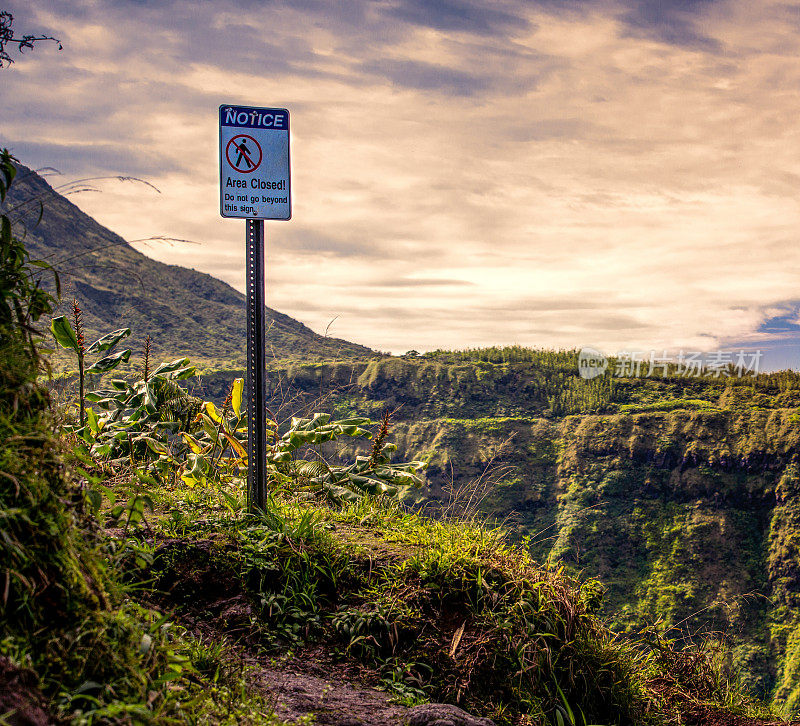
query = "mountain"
xmin=4 ymin=163 xmax=376 ymax=364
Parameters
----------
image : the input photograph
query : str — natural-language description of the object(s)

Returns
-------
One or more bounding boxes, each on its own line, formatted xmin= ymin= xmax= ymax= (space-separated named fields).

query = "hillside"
xmin=194 ymin=352 xmax=800 ymax=714
xmin=3 ymin=163 xmax=376 ymax=364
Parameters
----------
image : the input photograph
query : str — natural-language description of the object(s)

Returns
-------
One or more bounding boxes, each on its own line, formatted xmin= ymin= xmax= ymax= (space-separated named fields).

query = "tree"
xmin=0 ymin=11 xmax=61 ymax=67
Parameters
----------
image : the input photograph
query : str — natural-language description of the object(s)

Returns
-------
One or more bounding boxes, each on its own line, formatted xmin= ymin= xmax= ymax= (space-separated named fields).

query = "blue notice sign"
xmin=219 ymin=104 xmax=291 ymax=220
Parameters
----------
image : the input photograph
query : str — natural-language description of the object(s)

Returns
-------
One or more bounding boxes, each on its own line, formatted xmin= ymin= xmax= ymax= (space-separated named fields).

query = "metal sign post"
xmin=246 ymin=218 xmax=268 ymax=511
xmin=219 ymin=104 xmax=291 ymax=512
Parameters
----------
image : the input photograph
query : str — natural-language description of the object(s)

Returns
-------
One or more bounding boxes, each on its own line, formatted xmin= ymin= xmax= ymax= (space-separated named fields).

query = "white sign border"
xmin=219 ymin=104 xmax=292 ymax=221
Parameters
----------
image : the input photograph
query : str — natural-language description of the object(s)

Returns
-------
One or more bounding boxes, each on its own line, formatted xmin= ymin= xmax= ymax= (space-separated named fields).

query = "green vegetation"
xmin=184 ymin=351 xmax=797 ymax=425
xmin=67 ymin=353 xmax=425 ymax=515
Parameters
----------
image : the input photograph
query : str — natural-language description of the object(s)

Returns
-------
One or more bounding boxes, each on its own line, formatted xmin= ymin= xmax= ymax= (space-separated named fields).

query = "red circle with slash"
xmin=226 ymin=134 xmax=262 ymax=173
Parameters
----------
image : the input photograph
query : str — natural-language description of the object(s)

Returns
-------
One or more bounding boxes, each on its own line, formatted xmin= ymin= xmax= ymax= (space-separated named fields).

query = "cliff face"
xmin=384 ymin=409 xmax=799 ymax=709
xmin=549 ymin=411 xmax=788 ymax=696
xmin=195 ymin=358 xmax=800 ymax=712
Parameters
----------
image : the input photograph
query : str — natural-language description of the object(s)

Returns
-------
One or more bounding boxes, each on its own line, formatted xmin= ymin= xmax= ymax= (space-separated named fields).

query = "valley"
xmin=4 ymin=159 xmax=800 ymax=724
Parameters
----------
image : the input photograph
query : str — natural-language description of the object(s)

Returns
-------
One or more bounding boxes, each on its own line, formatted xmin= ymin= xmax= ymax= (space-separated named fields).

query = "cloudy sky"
xmin=3 ymin=0 xmax=800 ymax=365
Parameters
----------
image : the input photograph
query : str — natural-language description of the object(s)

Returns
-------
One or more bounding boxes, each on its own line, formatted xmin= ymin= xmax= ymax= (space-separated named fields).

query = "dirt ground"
xmin=248 ymin=648 xmax=409 ymax=726
xmin=683 ymin=705 xmax=800 ymax=726
xmin=180 ymin=606 xmax=492 ymax=725
xmin=0 ymin=657 xmax=53 ymax=726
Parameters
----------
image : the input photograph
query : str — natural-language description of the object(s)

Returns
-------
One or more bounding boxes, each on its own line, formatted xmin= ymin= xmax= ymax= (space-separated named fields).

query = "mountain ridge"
xmin=4 ymin=163 xmax=377 ymax=364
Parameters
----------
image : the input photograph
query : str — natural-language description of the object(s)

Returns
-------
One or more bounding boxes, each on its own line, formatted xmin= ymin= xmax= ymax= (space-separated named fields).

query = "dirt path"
xmin=175 ymin=608 xmax=421 ymax=725
xmin=683 ymin=706 xmax=799 ymax=726
xmin=178 ymin=610 xmax=492 ymax=726
xmin=0 ymin=657 xmax=54 ymax=726
xmin=248 ymin=651 xmax=408 ymax=726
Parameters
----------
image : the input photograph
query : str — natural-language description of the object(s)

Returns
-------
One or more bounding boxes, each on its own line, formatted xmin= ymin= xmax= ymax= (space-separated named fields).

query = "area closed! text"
xmin=225 ymin=178 xmax=286 ymax=190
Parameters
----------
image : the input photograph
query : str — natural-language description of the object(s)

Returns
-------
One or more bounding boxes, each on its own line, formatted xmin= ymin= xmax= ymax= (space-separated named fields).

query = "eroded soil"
xmin=248 ymin=649 xmax=408 ymax=726
xmin=683 ymin=706 xmax=798 ymax=726
xmin=144 ymin=537 xmax=411 ymax=725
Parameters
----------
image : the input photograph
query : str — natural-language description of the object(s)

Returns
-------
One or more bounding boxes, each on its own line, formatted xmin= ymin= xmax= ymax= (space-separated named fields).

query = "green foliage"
xmin=4 ymin=601 xmax=290 ymax=725
xmin=273 ymin=413 xmax=426 ymax=501
xmin=0 ymin=152 xmax=162 ymax=721
xmin=8 ymin=154 xmax=796 ymax=724
xmin=0 ymin=150 xmax=58 ymax=352
xmin=50 ymin=313 xmax=80 ymax=351
xmin=616 ymin=398 xmax=714 ymax=413
xmin=71 ymin=348 xmax=426 ymax=515
xmin=51 ymin=306 xmax=132 ymax=427
xmin=0 ymin=340 xmax=111 ymax=633
xmin=193 ymin=347 xmax=800 ymax=430
xmin=421 ymin=345 xmax=580 ymax=365
xmin=78 ymin=355 xmax=200 ymax=465
xmin=547 ymin=374 xmax=616 ymax=417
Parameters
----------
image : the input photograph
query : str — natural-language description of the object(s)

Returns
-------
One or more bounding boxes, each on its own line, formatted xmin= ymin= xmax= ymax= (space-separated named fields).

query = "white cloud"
xmin=3 ymin=0 xmax=799 ymax=359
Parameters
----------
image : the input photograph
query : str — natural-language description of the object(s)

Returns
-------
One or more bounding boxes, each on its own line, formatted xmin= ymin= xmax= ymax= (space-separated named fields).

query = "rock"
xmin=407 ymin=703 xmax=496 ymax=726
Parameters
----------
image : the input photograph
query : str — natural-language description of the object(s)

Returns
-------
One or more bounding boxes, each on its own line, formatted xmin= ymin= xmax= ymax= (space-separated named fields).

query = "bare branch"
xmin=0 ymin=12 xmax=61 ymax=68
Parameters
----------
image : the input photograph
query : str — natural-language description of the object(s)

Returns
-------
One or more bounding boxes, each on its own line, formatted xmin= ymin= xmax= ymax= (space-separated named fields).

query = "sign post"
xmin=219 ymin=104 xmax=291 ymax=512
xmin=245 ymin=218 xmax=267 ymax=511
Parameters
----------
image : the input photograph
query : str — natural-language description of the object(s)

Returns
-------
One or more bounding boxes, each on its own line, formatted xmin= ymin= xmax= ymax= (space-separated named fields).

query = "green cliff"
xmin=196 ymin=353 xmax=800 ymax=713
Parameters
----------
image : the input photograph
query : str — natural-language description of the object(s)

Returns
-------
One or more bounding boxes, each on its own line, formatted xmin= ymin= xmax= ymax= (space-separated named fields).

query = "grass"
xmin=109 ymin=474 xmax=774 ymax=726
xmin=616 ymin=399 xmax=716 ymax=414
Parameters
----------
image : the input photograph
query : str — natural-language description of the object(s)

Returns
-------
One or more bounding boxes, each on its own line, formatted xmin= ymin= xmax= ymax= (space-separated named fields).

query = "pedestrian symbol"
xmin=226 ymin=134 xmax=262 ymax=173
